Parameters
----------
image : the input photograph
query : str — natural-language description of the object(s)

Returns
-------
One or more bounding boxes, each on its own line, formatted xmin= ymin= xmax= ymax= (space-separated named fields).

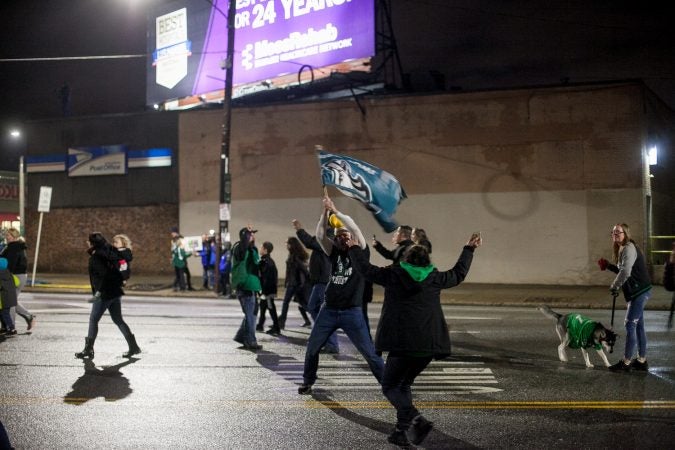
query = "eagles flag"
xmin=318 ymin=150 xmax=407 ymax=232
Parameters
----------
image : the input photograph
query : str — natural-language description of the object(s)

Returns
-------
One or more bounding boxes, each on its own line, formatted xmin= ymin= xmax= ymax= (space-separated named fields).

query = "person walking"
xmin=75 ymin=232 xmax=141 ymax=359
xmin=297 ymin=195 xmax=384 ymax=395
xmin=0 ymin=228 xmax=36 ymax=331
xmin=597 ymin=223 xmax=652 ymax=372
xmin=293 ymin=219 xmax=339 ymax=353
xmin=278 ymin=237 xmax=312 ymax=329
xmin=349 ymin=234 xmax=481 ymax=447
xmin=257 ymin=241 xmax=281 ymax=335
xmin=231 ymin=226 xmax=262 ymax=351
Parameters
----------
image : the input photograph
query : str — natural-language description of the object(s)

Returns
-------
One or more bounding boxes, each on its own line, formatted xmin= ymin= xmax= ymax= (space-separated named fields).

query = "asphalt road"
xmin=1 ymin=293 xmax=674 ymax=449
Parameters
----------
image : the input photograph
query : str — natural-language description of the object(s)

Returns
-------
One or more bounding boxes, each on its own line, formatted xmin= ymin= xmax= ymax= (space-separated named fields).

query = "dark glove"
xmin=597 ymin=258 xmax=609 ymax=271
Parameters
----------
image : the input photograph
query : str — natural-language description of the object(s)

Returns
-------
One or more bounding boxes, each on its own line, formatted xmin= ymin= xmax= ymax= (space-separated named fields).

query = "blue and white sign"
xmin=67 ymin=145 xmax=127 ymax=177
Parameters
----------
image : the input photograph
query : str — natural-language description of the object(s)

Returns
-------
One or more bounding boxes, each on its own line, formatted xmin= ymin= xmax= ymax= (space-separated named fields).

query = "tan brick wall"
xmin=24 ymin=204 xmax=177 ymax=275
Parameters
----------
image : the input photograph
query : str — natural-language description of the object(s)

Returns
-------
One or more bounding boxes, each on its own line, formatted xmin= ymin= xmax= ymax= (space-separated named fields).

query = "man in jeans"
xmin=298 ymin=196 xmax=384 ymax=394
xmin=231 ymin=226 xmax=262 ymax=351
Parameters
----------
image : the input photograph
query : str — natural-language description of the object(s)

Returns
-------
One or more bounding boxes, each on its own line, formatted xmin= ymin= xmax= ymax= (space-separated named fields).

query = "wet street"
xmin=1 ymin=293 xmax=674 ymax=449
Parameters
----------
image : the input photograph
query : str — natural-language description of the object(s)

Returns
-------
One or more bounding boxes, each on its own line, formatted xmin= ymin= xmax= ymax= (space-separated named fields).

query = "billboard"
xmin=146 ymin=0 xmax=375 ymax=106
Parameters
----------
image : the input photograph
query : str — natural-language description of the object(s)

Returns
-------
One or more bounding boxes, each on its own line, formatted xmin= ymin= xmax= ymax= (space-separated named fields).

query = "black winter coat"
xmin=296 ymin=228 xmax=331 ymax=285
xmin=349 ymin=245 xmax=474 ymax=357
xmin=259 ymin=254 xmax=278 ymax=296
xmin=0 ymin=269 xmax=18 ymax=309
xmin=88 ymin=244 xmax=124 ymax=300
xmin=1 ymin=241 xmax=28 ymax=274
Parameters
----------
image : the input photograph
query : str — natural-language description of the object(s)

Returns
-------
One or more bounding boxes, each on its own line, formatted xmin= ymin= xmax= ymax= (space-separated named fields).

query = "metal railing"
xmin=649 ymin=235 xmax=675 ymax=264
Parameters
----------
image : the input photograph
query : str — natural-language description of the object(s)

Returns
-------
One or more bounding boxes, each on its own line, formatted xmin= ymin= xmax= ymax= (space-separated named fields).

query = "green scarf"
xmin=400 ymin=261 xmax=435 ymax=282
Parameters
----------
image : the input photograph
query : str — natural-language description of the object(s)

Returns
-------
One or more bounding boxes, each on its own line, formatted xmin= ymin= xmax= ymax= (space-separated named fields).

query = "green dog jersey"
xmin=566 ymin=314 xmax=602 ymax=350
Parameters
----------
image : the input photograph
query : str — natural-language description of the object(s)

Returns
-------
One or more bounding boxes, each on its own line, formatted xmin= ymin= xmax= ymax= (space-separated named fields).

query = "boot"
xmin=123 ymin=334 xmax=141 ymax=358
xmin=75 ymin=338 xmax=95 ymax=359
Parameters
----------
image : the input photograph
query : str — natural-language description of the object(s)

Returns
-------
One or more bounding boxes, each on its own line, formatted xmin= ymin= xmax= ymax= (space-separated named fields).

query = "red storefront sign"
xmin=0 ymin=183 xmax=19 ymax=200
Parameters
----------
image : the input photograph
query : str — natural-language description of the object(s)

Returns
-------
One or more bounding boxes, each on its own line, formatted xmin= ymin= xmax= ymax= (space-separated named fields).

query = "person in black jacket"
xmin=372 ymin=225 xmax=415 ymax=265
xmin=0 ymin=228 xmax=36 ymax=331
xmin=257 ymin=241 xmax=281 ymax=335
xmin=349 ymin=233 xmax=481 ymax=447
xmin=75 ymin=232 xmax=140 ymax=360
xmin=277 ymin=237 xmax=312 ymax=329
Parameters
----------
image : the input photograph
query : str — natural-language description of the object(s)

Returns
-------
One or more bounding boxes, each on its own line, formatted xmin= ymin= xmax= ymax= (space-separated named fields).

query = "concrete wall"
xmin=177 ymin=83 xmax=671 ymax=285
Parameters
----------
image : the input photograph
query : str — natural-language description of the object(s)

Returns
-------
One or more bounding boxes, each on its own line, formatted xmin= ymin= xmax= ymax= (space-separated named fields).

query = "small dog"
xmin=538 ymin=305 xmax=618 ymax=368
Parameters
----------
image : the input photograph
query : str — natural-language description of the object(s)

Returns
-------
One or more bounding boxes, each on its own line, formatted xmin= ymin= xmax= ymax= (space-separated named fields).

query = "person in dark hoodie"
xmin=348 ymin=233 xmax=481 ymax=447
xmin=0 ymin=228 xmax=36 ymax=331
xmin=75 ymin=232 xmax=141 ymax=360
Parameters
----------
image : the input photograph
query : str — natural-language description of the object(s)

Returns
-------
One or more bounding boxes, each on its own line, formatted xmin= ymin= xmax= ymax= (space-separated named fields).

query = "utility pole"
xmin=214 ymin=0 xmax=236 ymax=295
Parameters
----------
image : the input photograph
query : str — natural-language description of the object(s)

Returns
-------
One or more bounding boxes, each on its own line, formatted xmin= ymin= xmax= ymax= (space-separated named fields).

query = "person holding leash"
xmin=348 ymin=234 xmax=481 ymax=447
xmin=597 ymin=223 xmax=652 ymax=372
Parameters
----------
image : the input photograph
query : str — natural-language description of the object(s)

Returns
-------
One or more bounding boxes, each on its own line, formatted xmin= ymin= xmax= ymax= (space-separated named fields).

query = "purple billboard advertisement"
xmin=147 ymin=0 xmax=375 ymax=106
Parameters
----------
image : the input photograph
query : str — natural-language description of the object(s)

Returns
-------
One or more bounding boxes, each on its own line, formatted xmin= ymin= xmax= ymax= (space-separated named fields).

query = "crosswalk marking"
xmin=263 ymin=356 xmax=502 ymax=394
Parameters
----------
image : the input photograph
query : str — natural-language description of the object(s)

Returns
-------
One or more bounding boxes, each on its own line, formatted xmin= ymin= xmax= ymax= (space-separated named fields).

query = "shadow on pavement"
xmin=63 ymin=357 xmax=139 ymax=405
xmin=310 ymin=391 xmax=479 ymax=449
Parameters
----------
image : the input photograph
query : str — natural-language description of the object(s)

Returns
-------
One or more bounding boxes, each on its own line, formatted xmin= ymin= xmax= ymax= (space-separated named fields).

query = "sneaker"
xmin=27 ymin=315 xmax=36 ymax=331
xmin=608 ymin=360 xmax=631 ymax=372
xmin=3 ymin=329 xmax=17 ymax=337
xmin=266 ymin=327 xmax=281 ymax=336
xmin=409 ymin=415 xmax=434 ymax=445
xmin=630 ymin=359 xmax=649 ymax=371
xmin=387 ymin=429 xmax=411 ymax=447
xmin=298 ymin=384 xmax=312 ymax=395
xmin=256 ymin=324 xmax=264 ymax=331
xmin=320 ymin=346 xmax=339 ymax=354
xmin=243 ymin=343 xmax=262 ymax=351
xmin=301 ymin=321 xmax=312 ymax=328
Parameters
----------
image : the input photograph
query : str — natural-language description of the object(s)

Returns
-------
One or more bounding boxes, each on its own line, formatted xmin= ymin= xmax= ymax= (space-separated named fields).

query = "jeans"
xmin=0 ymin=308 xmax=14 ymax=330
xmin=302 ymin=306 xmax=384 ymax=385
xmin=307 ymin=283 xmax=339 ymax=351
xmin=87 ymin=296 xmax=132 ymax=340
xmin=623 ymin=290 xmax=650 ymax=359
xmin=234 ymin=290 xmax=258 ymax=346
xmin=279 ymin=285 xmax=311 ymax=326
xmin=10 ymin=274 xmax=34 ymax=324
xmin=382 ymin=354 xmax=433 ymax=430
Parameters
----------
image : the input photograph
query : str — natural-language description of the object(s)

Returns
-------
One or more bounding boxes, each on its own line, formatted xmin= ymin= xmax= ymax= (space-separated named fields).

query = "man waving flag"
xmin=317 ymin=150 xmax=406 ymax=232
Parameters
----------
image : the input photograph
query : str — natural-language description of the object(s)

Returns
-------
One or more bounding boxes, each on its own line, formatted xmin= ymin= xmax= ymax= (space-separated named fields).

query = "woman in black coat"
xmin=348 ymin=233 xmax=481 ymax=447
xmin=75 ymin=232 xmax=140 ymax=359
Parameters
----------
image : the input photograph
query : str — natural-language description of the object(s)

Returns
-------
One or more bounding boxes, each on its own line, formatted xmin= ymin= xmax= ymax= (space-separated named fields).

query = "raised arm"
xmin=316 ymin=209 xmax=333 ymax=255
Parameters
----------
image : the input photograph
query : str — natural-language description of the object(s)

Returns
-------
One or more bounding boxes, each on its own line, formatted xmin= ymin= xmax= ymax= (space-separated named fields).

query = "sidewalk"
xmin=23 ymin=273 xmax=674 ymax=311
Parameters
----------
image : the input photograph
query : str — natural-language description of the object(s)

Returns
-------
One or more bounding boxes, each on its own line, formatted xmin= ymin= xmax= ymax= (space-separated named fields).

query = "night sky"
xmin=1 ymin=0 xmax=674 ymax=171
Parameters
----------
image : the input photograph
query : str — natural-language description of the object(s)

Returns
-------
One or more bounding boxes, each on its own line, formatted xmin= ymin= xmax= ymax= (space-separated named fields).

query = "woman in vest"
xmin=598 ymin=223 xmax=652 ymax=372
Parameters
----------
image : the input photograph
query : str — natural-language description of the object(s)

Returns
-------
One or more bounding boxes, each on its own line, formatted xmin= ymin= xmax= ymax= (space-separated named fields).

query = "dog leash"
xmin=610 ymin=291 xmax=618 ymax=328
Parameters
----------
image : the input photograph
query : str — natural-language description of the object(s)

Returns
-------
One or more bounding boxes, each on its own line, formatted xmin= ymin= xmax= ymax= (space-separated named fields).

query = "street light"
xmin=8 ymin=128 xmax=25 ymax=235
